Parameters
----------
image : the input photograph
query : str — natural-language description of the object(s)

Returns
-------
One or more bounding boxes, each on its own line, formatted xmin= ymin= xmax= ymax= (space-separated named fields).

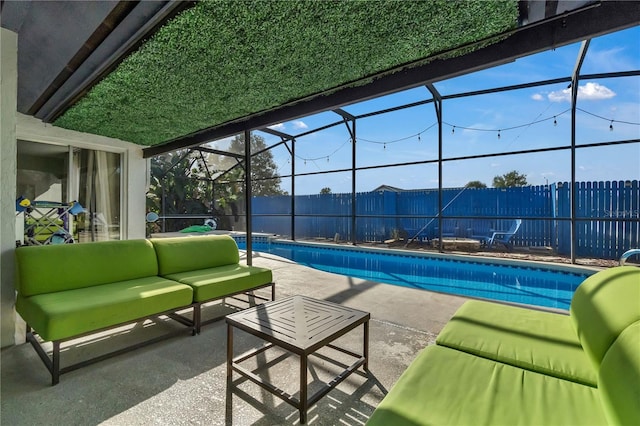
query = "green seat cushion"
xmin=16 ymin=239 xmax=159 ymax=296
xmin=570 ymin=266 xmax=640 ymax=369
xmin=436 ymin=300 xmax=597 ymax=386
xmin=165 ymin=264 xmax=272 ymax=302
xmin=598 ymin=321 xmax=640 ymax=426
xmin=366 ymin=345 xmax=608 ymax=426
xmin=151 ymin=235 xmax=240 ymax=276
xmin=16 ymin=276 xmax=193 ymax=341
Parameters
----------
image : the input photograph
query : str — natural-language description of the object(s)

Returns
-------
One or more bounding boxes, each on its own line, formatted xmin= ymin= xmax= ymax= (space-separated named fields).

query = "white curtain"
xmin=84 ymin=150 xmax=120 ymax=241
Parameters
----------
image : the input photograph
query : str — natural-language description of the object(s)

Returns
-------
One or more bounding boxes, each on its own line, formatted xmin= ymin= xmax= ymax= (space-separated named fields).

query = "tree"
xmin=465 ymin=180 xmax=487 ymax=188
xmin=492 ymin=170 xmax=528 ymax=188
xmin=225 ymin=134 xmax=288 ymax=196
xmin=210 ymin=135 xmax=287 ymax=230
xmin=146 ymin=149 xmax=212 ymax=232
xmin=147 ymin=134 xmax=287 ymax=232
xmin=320 ymin=187 xmax=332 ymax=194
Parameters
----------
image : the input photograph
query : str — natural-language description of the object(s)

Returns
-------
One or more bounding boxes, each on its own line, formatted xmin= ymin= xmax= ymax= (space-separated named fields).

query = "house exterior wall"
xmin=1 ymin=28 xmax=148 ymax=347
xmin=1 ymin=28 xmax=18 ymax=348
xmin=17 ymin=113 xmax=148 ymax=242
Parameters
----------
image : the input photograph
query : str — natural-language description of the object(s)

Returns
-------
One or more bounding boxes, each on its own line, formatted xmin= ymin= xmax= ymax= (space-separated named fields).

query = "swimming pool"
xmin=236 ymin=238 xmax=594 ymax=310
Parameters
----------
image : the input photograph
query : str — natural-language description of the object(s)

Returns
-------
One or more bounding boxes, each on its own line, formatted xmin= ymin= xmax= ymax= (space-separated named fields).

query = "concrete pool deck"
xmin=1 ymin=250 xmax=470 ymax=425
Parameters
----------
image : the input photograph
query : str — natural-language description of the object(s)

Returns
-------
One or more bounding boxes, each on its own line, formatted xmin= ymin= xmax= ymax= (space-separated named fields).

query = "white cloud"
xmin=579 ymin=82 xmax=617 ymax=100
xmin=268 ymin=123 xmax=285 ymax=130
xmin=531 ymin=93 xmax=544 ymax=101
xmin=293 ymin=120 xmax=308 ymax=129
xmin=547 ymin=89 xmax=571 ymax=102
xmin=203 ymin=136 xmax=234 ymax=150
xmin=585 ymin=47 xmax=634 ymax=73
xmin=547 ymin=82 xmax=616 ymax=103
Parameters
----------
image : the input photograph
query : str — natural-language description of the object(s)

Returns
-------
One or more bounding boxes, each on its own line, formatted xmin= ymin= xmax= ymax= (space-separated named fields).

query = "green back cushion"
xmin=598 ymin=321 xmax=640 ymax=425
xmin=151 ymin=235 xmax=240 ymax=276
xmin=570 ymin=266 xmax=640 ymax=368
xmin=436 ymin=300 xmax=597 ymax=386
xmin=16 ymin=240 xmax=158 ymax=296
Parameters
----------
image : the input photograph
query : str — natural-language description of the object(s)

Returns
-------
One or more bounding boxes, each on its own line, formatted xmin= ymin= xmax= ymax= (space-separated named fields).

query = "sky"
xmin=209 ymin=26 xmax=640 ymax=196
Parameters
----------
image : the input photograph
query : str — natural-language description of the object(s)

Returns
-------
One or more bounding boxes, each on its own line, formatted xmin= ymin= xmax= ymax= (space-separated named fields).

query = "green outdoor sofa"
xmin=15 ymin=235 xmax=273 ymax=385
xmin=367 ymin=266 xmax=640 ymax=425
xmin=150 ymin=235 xmax=274 ymax=334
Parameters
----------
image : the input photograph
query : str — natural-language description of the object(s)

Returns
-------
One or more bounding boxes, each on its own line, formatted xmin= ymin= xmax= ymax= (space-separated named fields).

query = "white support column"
xmin=125 ymin=148 xmax=147 ymax=240
xmin=0 ymin=28 xmax=18 ymax=347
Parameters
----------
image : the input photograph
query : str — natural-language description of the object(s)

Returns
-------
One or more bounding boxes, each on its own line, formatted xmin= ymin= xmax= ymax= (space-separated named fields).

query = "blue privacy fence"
xmin=251 ymin=181 xmax=639 ymax=259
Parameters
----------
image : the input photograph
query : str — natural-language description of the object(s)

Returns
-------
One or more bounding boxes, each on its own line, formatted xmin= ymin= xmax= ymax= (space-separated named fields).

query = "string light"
xmin=294 ymin=107 xmax=636 ymax=164
xmin=576 ymin=107 xmax=640 ymax=131
xmin=443 ymin=109 xmax=570 ymax=135
xmin=296 ymin=139 xmax=350 ymax=165
xmin=357 ymin=122 xmax=437 ymax=145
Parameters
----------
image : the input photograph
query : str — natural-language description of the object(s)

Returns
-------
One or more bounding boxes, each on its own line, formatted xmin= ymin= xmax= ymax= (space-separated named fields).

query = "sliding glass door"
xmin=16 ymin=140 xmax=122 ymax=244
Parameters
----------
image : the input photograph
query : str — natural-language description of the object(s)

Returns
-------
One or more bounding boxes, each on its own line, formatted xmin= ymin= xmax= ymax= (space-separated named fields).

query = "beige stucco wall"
xmin=1 ymin=28 xmax=19 ymax=347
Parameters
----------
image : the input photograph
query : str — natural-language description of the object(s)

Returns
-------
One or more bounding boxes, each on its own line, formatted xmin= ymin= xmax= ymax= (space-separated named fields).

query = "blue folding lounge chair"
xmin=476 ymin=219 xmax=522 ymax=250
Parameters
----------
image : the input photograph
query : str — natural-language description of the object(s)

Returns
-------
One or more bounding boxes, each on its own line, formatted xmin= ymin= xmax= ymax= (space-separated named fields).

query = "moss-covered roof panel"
xmin=54 ymin=0 xmax=518 ymax=146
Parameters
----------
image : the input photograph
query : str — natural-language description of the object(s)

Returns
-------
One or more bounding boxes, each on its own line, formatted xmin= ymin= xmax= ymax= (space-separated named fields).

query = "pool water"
xmin=237 ymin=240 xmax=591 ymax=310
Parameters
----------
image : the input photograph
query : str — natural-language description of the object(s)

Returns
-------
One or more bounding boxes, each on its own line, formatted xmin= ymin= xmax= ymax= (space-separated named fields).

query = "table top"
xmin=226 ymin=296 xmax=370 ymax=354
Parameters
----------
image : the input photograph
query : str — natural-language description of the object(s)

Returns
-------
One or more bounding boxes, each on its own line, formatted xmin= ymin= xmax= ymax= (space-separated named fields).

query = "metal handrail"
xmin=619 ymin=249 xmax=640 ymax=266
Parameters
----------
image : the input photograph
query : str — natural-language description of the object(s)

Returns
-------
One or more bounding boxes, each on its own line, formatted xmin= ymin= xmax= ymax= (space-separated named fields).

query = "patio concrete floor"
xmin=1 ymin=250 xmax=469 ymax=425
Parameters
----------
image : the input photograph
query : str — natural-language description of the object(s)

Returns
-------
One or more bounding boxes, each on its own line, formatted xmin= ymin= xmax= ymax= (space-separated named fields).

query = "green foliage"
xmin=320 ymin=187 xmax=332 ymax=194
xmin=493 ymin=170 xmax=529 ymax=188
xmin=465 ymin=180 xmax=487 ymax=188
xmin=54 ymin=0 xmax=518 ymax=146
xmin=146 ymin=134 xmax=286 ymax=231
xmin=226 ymin=135 xmax=288 ymax=197
xmin=146 ymin=150 xmax=213 ymax=231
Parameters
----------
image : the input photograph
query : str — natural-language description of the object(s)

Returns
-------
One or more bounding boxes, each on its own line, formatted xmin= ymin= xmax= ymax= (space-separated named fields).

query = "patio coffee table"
xmin=226 ymin=295 xmax=370 ymax=423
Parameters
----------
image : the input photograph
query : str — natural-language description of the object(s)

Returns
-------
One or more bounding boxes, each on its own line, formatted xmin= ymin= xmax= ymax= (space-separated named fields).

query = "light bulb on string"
xmin=326 ymin=157 xmax=329 ymax=162
xmin=553 ymin=117 xmax=557 ymax=126
xmin=418 ymin=134 xmax=421 ymax=141
xmin=452 ymin=126 xmax=455 ymax=135
xmin=383 ymin=143 xmax=386 ymax=150
xmin=304 ymin=160 xmax=307 ymax=165
xmin=609 ymin=120 xmax=614 ymax=131
xmin=497 ymin=130 xmax=501 ymax=140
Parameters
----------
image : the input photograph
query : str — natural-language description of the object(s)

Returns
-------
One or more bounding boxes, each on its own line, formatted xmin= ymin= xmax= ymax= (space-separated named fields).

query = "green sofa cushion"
xmin=16 ymin=239 xmax=159 ymax=297
xmin=366 ymin=345 xmax=608 ymax=426
xmin=598 ymin=321 xmax=640 ymax=426
xmin=16 ymin=276 xmax=193 ymax=342
xmin=570 ymin=266 xmax=640 ymax=369
xmin=164 ymin=264 xmax=272 ymax=302
xmin=151 ymin=235 xmax=240 ymax=276
xmin=436 ymin=300 xmax=597 ymax=386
